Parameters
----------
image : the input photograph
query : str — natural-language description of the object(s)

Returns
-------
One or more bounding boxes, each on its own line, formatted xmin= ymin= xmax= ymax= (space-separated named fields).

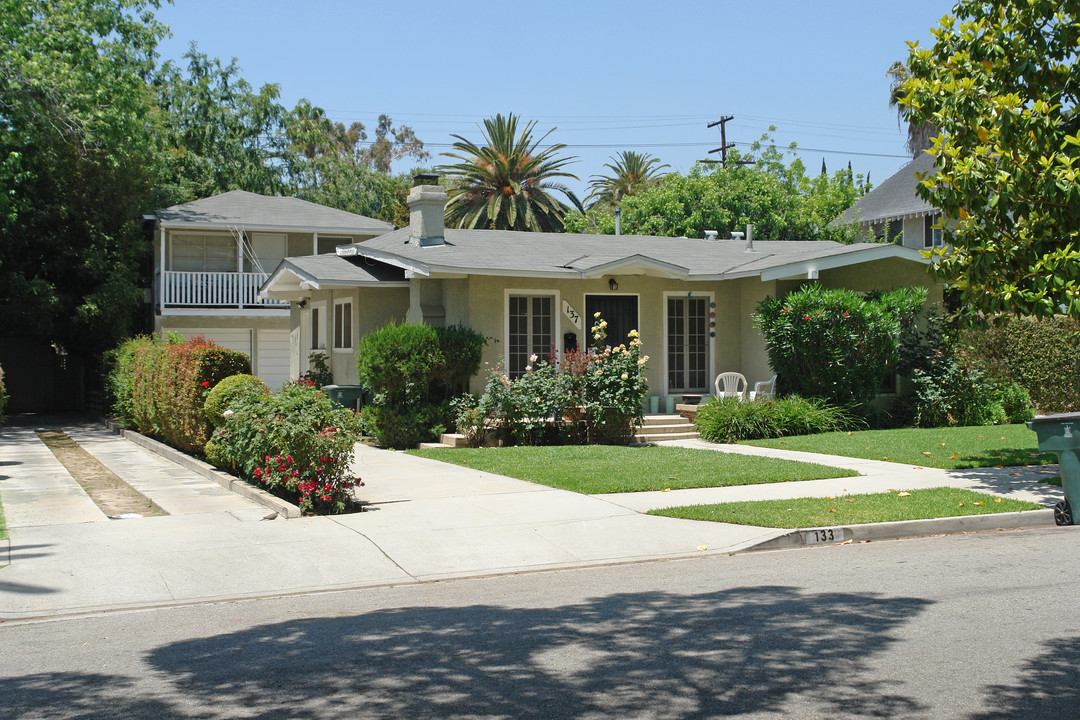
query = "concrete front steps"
xmin=632 ymin=413 xmax=700 ymax=443
xmin=418 ymin=413 xmax=699 ymax=449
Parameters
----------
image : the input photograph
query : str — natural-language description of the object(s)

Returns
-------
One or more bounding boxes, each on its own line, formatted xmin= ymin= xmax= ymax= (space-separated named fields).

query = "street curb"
xmin=99 ymin=420 xmax=302 ymax=519
xmin=738 ymin=508 xmax=1058 ymax=553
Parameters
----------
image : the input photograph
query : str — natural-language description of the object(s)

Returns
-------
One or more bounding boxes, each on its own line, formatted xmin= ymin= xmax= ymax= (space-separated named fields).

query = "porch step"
xmin=633 ymin=414 xmax=699 ymax=442
xmin=633 ymin=431 xmax=702 ymax=443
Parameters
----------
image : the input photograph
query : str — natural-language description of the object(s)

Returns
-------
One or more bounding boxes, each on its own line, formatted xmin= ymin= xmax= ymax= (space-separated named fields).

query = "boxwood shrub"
xmin=694 ymin=395 xmax=860 ymax=443
xmin=204 ymin=374 xmax=270 ymax=427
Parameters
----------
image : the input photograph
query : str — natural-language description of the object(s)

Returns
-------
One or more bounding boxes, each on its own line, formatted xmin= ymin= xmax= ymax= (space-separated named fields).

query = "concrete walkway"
xmin=0 ymin=418 xmax=1064 ymax=621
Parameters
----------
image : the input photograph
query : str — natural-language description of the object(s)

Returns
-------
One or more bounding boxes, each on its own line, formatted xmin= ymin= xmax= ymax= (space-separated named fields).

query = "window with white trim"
xmin=508 ymin=294 xmax=554 ymax=378
xmin=334 ymin=300 xmax=353 ymax=349
xmin=171 ymin=233 xmax=236 ymax=272
xmin=924 ymin=214 xmax=944 ymax=248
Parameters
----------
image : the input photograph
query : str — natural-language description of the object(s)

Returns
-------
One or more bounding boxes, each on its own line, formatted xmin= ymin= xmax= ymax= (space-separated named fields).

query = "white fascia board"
xmin=577 ymin=254 xmax=690 ymax=279
xmin=159 ymin=308 xmax=290 ymax=317
xmin=338 ymin=246 xmax=431 ymax=277
xmin=758 ymin=244 xmax=930 ymax=282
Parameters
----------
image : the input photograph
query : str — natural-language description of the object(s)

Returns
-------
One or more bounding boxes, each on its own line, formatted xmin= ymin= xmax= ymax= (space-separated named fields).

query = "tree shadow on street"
xmin=0 ymin=585 xmax=935 ymax=719
xmin=966 ymin=635 xmax=1080 ymax=720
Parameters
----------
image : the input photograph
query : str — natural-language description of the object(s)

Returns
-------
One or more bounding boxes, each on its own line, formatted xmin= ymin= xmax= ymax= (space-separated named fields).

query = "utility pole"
xmin=703 ymin=115 xmax=735 ymax=167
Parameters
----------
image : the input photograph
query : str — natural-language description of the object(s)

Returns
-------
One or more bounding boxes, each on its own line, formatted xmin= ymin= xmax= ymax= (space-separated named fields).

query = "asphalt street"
xmin=2 ymin=526 xmax=1078 ymax=719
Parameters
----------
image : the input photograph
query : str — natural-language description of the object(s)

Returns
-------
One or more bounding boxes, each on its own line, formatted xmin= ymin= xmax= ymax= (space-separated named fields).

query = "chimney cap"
xmin=413 ymin=173 xmax=440 ymax=187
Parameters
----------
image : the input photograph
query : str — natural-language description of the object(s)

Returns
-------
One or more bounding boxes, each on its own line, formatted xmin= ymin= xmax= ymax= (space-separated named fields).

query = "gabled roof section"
xmin=149 ymin=190 xmax=394 ymax=235
xmin=259 ymin=254 xmax=406 ymax=299
xmin=831 ymin=153 xmax=939 ymax=228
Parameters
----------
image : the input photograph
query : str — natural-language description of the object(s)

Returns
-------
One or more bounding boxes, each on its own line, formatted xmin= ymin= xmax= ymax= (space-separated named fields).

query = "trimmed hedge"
xmin=357 ymin=322 xmax=486 ymax=448
xmin=109 ymin=334 xmax=250 ymax=454
xmin=960 ymin=315 xmax=1080 ymax=413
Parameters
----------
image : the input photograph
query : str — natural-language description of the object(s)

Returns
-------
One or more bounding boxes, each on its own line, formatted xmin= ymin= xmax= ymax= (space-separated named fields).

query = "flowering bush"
xmin=476 ymin=313 xmax=649 ymax=445
xmin=203 ymin=374 xmax=270 ymax=427
xmin=754 ymin=285 xmax=926 ymax=410
xmin=205 ymin=382 xmax=364 ymax=514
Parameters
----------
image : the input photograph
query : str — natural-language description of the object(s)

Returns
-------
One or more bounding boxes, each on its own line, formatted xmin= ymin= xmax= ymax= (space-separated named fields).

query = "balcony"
xmin=161 ymin=271 xmax=288 ymax=309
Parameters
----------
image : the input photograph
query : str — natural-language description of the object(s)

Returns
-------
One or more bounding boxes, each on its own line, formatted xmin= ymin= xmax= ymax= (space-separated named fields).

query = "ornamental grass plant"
xmin=694 ymin=395 xmax=859 ymax=443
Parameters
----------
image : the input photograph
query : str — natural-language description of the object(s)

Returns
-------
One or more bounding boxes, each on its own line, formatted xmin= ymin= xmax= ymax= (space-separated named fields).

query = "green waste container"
xmin=1027 ymin=412 xmax=1080 ymax=525
xmin=322 ymin=384 xmax=369 ymax=411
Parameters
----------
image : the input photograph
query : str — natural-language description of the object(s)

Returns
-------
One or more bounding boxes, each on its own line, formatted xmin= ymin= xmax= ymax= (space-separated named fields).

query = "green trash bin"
xmin=322 ymin=384 xmax=369 ymax=411
xmin=1027 ymin=412 xmax=1080 ymax=525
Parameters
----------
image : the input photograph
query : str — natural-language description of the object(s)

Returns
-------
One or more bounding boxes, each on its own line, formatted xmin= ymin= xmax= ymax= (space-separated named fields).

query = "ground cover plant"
xmin=407 ymin=445 xmax=856 ymax=495
xmin=649 ymin=487 xmax=1042 ymax=528
xmin=0 ymin=491 xmax=7 ymax=541
xmin=694 ymin=395 xmax=859 ymax=443
xmin=742 ymin=424 xmax=1055 ymax=469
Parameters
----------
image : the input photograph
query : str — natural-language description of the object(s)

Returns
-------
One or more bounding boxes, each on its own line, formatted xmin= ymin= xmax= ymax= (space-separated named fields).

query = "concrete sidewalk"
xmin=0 ymin=419 xmax=1064 ymax=621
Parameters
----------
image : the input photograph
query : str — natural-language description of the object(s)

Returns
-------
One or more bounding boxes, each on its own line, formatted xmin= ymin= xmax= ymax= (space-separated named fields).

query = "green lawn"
xmin=649 ymin=487 xmax=1043 ymax=528
xmin=408 ymin=445 xmax=857 ymax=494
xmin=741 ymin=424 xmax=1056 ymax=469
xmin=0 ymin=490 xmax=6 ymax=542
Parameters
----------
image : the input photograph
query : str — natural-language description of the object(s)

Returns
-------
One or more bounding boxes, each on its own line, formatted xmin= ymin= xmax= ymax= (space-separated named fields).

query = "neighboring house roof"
xmin=329 ymin=227 xmax=928 ymax=283
xmin=147 ymin=190 xmax=394 ymax=235
xmin=831 ymin=153 xmax=939 ymax=228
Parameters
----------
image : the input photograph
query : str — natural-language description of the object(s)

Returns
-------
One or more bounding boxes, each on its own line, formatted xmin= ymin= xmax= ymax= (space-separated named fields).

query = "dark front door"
xmin=585 ymin=295 xmax=639 ymax=348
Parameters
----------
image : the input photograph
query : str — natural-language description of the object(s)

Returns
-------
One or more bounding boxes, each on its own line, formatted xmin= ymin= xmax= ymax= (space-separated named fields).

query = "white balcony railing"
xmin=161 ymin=271 xmax=288 ymax=308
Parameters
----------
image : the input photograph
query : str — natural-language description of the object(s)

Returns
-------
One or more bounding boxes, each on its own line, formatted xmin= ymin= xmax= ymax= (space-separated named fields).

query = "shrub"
xmin=694 ymin=395 xmax=859 ymax=443
xmin=754 ymin=285 xmax=926 ymax=409
xmin=119 ymin=334 xmax=250 ymax=453
xmin=203 ymin=374 xmax=270 ymax=428
xmin=961 ymin=315 xmax=1080 ymax=413
xmin=895 ymin=312 xmax=1030 ymax=427
xmin=105 ymin=335 xmax=156 ymax=425
xmin=299 ymin=351 xmax=333 ymax=387
xmin=356 ymin=322 xmax=486 ymax=448
xmin=205 ymin=382 xmax=363 ymax=514
xmin=451 ymin=395 xmax=490 ymax=448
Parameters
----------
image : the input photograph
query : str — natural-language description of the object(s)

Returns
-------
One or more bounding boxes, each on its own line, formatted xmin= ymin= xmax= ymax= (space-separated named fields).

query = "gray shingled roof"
xmin=150 ymin=190 xmax=393 ymax=234
xmin=337 ymin=227 xmax=925 ymax=280
xmin=831 ymin=153 xmax=938 ymax=227
xmin=266 ymin=253 xmax=406 ymax=288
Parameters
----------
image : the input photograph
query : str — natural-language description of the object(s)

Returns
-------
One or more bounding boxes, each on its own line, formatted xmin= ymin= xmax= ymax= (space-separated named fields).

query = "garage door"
xmin=257 ymin=329 xmax=291 ymax=390
xmin=180 ymin=329 xmax=252 ymax=357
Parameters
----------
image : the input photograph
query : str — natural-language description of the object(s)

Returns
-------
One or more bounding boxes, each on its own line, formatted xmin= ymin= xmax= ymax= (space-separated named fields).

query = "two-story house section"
xmin=144 ymin=190 xmax=392 ymax=389
xmin=831 ymin=153 xmax=947 ymax=249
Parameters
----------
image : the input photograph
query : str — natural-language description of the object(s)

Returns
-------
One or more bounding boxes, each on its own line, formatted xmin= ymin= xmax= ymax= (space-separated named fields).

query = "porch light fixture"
xmin=608 ymin=278 xmax=619 ymax=291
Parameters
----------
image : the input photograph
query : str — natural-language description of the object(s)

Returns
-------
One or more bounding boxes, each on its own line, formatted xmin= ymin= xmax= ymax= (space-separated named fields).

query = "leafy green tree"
xmin=902 ymin=0 xmax=1080 ymax=320
xmin=587 ymin=151 xmax=670 ymax=207
xmin=0 ymin=0 xmax=166 ymax=357
xmin=152 ymin=46 xmax=289 ymax=204
xmin=565 ymin=134 xmax=864 ymax=241
xmin=437 ymin=113 xmax=583 ymax=232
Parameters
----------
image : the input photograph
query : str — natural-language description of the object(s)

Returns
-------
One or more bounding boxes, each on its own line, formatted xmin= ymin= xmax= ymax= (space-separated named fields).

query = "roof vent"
xmin=704 ymin=230 xmax=718 ymax=241
xmin=745 ymin=223 xmax=755 ymax=252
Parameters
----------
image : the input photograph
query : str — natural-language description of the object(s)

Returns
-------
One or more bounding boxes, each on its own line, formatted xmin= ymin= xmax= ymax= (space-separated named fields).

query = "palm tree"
xmin=437 ymin=113 xmax=582 ymax=232
xmin=587 ymin=151 xmax=670 ymax=206
xmin=888 ymin=61 xmax=937 ymax=158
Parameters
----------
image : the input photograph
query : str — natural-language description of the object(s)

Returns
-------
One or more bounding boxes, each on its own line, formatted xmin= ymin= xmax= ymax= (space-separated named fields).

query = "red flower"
xmin=201 ymin=381 xmax=210 ymax=388
xmin=803 ymin=315 xmax=811 ymax=321
xmin=780 ymin=308 xmax=789 ymax=314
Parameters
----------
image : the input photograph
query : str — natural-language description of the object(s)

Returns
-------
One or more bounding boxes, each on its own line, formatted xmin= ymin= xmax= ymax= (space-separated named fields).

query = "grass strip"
xmin=741 ymin=424 xmax=1055 ymax=469
xmin=649 ymin=487 xmax=1043 ymax=528
xmin=0 ymin=489 xmax=7 ymax=541
xmin=408 ymin=445 xmax=856 ymax=494
xmin=37 ymin=431 xmax=167 ymax=518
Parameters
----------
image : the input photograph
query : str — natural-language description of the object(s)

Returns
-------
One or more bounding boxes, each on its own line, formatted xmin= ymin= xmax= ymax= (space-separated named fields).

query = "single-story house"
xmin=260 ymin=181 xmax=942 ymax=407
xmin=144 ymin=190 xmax=393 ymax=388
xmin=832 ymin=152 xmax=946 ymax=249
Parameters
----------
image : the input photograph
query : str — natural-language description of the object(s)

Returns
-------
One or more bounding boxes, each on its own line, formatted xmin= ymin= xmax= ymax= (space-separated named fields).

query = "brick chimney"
xmin=408 ymin=175 xmax=446 ymax=246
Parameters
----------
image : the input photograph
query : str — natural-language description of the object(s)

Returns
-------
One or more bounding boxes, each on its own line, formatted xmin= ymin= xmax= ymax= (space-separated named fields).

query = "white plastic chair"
xmin=751 ymin=374 xmax=778 ymax=401
xmin=714 ymin=372 xmax=748 ymax=401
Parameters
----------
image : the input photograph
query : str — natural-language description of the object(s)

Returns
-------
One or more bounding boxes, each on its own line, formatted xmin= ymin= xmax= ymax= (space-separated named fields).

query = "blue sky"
xmin=153 ymin=0 xmax=955 ymax=198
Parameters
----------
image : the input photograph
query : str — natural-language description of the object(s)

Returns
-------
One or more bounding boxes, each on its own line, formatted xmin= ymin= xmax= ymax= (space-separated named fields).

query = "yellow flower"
xmin=593 ymin=311 xmax=601 ymax=318
xmin=599 ymin=320 xmax=607 ymax=328
xmin=596 ymin=370 xmax=603 ymax=376
xmin=638 ymin=358 xmax=646 ymax=366
xmin=628 ymin=329 xmax=639 ymax=338
xmin=621 ymin=373 xmax=628 ymax=380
